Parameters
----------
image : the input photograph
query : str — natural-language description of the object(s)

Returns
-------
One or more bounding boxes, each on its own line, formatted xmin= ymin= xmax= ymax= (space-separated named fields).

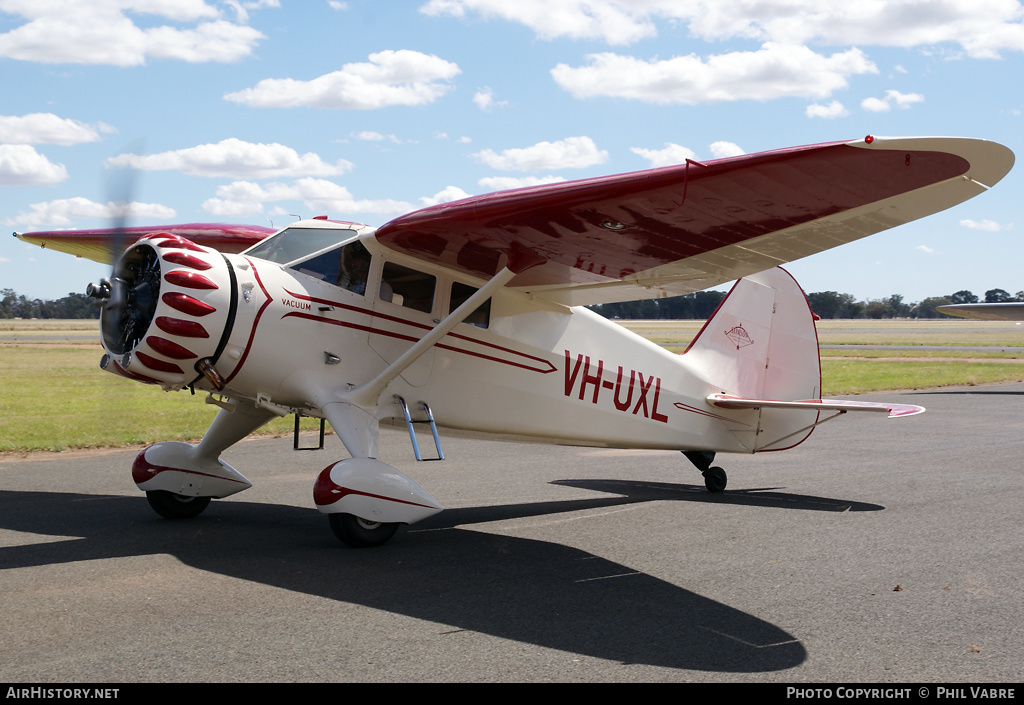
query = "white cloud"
xmin=916 ymin=244 xmax=939 ymax=254
xmin=861 ymin=89 xmax=925 ymax=112
xmin=886 ymin=89 xmax=925 ymax=107
xmin=473 ymin=87 xmax=508 ymax=111
xmin=224 ymin=1 xmax=281 ymax=23
xmin=631 ymin=140 xmax=742 ymax=167
xmin=960 ymin=218 xmax=1013 ymax=232
xmin=472 ymin=136 xmax=608 ymax=171
xmin=552 ymin=44 xmax=877 ymax=104
xmin=3 ymin=196 xmax=175 ymax=230
xmin=0 ymin=113 xmax=114 ymax=145
xmin=709 ymin=141 xmax=745 ymax=158
xmin=354 ymin=131 xmax=401 ymax=143
xmin=419 ymin=186 xmax=472 ymax=206
xmin=420 ymin=0 xmax=657 ymax=45
xmin=805 ymin=100 xmax=849 ymax=119
xmin=860 ymin=97 xmax=890 ymax=113
xmin=224 ymin=50 xmax=460 ymax=109
xmin=477 ymin=175 xmax=566 ymax=191
xmin=0 ymin=145 xmax=68 ymax=185
xmin=201 ymin=178 xmax=414 ymax=218
xmin=105 ymin=138 xmax=353 ymax=179
xmin=0 ymin=3 xmax=266 ymax=66
xmin=630 ymin=143 xmax=696 ymax=168
xmin=435 ymin=132 xmax=473 ymax=143
xmin=422 ymin=0 xmax=1024 ymax=58
xmin=145 ymin=21 xmax=267 ymax=64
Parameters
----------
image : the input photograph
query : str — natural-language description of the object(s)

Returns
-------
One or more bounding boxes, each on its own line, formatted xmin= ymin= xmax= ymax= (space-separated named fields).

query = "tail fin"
xmin=680 ymin=267 xmax=821 ymax=451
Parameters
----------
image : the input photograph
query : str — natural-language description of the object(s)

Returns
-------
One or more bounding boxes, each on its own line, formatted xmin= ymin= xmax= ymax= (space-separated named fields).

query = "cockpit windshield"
xmin=242 ymin=226 xmax=357 ymax=265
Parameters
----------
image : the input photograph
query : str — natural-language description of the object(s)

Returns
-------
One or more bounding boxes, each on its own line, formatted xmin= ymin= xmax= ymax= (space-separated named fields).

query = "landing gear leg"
xmin=682 ymin=450 xmax=728 ymax=493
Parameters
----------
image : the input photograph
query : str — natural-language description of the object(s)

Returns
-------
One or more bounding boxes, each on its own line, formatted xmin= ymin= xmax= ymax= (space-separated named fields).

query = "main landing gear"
xmin=328 ymin=513 xmax=400 ymax=548
xmin=683 ymin=450 xmax=728 ymax=493
xmin=145 ymin=490 xmax=212 ymax=519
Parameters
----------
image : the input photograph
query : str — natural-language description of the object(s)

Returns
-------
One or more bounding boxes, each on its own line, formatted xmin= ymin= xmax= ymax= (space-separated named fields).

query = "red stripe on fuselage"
xmin=282 ymin=289 xmax=557 ymax=374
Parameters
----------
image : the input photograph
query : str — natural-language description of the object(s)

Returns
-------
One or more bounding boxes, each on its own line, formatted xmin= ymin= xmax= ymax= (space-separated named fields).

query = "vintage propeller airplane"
xmin=15 ymin=135 xmax=1014 ymax=547
xmin=938 ymin=302 xmax=1024 ymax=321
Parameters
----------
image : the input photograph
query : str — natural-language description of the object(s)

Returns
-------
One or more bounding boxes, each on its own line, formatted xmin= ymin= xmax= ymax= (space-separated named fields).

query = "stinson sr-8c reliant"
xmin=16 ymin=135 xmax=1014 ymax=547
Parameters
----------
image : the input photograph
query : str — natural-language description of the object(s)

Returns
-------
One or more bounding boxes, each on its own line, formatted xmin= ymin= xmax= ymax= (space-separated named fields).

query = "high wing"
xmin=937 ymin=303 xmax=1024 ymax=321
xmin=14 ymin=223 xmax=276 ymax=265
xmin=375 ymin=136 xmax=1014 ymax=306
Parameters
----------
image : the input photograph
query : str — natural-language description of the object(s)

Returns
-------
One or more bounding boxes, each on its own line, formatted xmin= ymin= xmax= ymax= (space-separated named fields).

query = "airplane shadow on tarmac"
xmin=0 ymin=481 xmax=876 ymax=673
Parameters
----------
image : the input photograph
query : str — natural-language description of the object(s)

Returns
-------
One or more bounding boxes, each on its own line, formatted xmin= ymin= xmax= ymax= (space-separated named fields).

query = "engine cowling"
xmin=95 ymin=233 xmax=237 ymax=391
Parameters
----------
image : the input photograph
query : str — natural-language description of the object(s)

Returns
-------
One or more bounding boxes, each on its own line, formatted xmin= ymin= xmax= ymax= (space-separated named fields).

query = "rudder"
xmin=680 ymin=267 xmax=821 ymax=450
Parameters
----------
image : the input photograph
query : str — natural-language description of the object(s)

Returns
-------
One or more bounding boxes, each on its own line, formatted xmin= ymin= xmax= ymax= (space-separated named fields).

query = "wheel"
xmin=145 ymin=490 xmax=211 ymax=519
xmin=702 ymin=466 xmax=728 ymax=493
xmin=328 ymin=513 xmax=399 ymax=548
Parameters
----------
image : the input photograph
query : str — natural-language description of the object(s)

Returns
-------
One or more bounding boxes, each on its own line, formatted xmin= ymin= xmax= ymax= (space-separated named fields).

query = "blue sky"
xmin=1 ymin=0 xmax=1021 ymax=303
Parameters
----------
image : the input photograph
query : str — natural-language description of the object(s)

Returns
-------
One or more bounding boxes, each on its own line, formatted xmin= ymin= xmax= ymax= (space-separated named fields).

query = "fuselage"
xmin=103 ymin=219 xmax=766 ymax=456
xmin=222 ymin=223 xmax=751 ymax=453
xmin=96 ymin=223 xmax=827 ymax=459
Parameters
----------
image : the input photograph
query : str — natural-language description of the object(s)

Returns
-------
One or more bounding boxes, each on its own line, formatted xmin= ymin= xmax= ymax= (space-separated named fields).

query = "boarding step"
xmin=292 ymin=414 xmax=326 ymax=450
xmin=395 ymin=395 xmax=444 ymax=461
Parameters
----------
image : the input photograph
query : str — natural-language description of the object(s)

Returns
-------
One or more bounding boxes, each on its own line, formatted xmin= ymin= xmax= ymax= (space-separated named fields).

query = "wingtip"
xmin=853 ymin=135 xmax=1015 ymax=188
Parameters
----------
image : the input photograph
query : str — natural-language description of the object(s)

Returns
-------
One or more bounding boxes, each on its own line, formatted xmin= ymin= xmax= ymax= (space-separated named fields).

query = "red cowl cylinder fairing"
xmin=97 ymin=233 xmax=237 ymax=391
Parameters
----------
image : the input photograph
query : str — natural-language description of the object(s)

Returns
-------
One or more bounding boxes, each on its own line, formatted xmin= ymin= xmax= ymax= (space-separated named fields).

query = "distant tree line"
xmin=588 ymin=291 xmax=728 ymax=320
xmin=1 ymin=286 xmax=1019 ymax=321
xmin=589 ymin=288 xmax=1023 ymax=320
xmin=0 ymin=289 xmax=99 ymax=319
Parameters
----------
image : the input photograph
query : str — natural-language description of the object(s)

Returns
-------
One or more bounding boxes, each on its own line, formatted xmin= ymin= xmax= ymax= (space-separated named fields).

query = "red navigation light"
xmin=865 ymin=135 xmax=875 ymax=144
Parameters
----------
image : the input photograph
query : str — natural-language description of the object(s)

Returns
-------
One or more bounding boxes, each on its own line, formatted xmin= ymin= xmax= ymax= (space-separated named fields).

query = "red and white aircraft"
xmin=15 ymin=136 xmax=1014 ymax=547
xmin=938 ymin=303 xmax=1024 ymax=321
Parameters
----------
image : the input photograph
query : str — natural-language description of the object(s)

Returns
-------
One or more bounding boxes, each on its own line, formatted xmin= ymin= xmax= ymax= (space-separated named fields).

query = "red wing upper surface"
xmin=14 ymin=223 xmax=276 ymax=265
xmin=374 ymin=136 xmax=1014 ymax=306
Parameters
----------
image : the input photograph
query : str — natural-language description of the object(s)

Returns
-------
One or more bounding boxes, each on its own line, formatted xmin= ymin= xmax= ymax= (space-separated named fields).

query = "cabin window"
xmin=450 ymin=282 xmax=490 ymax=328
xmin=293 ymin=240 xmax=373 ymax=296
xmin=381 ymin=262 xmax=436 ymax=313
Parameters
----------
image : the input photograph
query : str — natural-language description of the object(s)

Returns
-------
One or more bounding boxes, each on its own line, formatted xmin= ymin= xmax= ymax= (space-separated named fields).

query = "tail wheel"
xmin=329 ymin=513 xmax=399 ymax=548
xmin=703 ymin=466 xmax=728 ymax=493
xmin=146 ymin=490 xmax=211 ymax=519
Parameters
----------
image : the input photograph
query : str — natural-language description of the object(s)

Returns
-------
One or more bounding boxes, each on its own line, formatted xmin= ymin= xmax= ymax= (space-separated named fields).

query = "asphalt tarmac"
xmin=1 ymin=384 xmax=1022 ymax=683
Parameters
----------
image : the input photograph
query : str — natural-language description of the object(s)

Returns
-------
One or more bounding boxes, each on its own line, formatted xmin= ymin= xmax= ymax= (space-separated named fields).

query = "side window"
xmin=336 ymin=241 xmax=372 ymax=295
xmin=450 ymin=282 xmax=490 ymax=329
xmin=381 ymin=262 xmax=436 ymax=313
xmin=294 ymin=240 xmax=372 ymax=295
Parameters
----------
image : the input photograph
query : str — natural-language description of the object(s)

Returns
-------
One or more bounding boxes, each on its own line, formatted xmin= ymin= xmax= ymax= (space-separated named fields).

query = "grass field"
xmin=3 ymin=318 xmax=1024 ymax=453
xmin=617 ymin=318 xmax=1024 ymax=350
xmin=0 ymin=321 xmax=318 ymax=453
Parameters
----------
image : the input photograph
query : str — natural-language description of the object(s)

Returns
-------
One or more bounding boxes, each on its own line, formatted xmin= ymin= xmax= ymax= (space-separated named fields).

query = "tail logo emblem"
xmin=725 ymin=325 xmax=754 ymax=349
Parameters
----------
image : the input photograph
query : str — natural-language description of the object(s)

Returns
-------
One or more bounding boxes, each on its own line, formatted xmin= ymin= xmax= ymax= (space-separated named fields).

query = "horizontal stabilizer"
xmin=707 ymin=394 xmax=924 ymax=418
